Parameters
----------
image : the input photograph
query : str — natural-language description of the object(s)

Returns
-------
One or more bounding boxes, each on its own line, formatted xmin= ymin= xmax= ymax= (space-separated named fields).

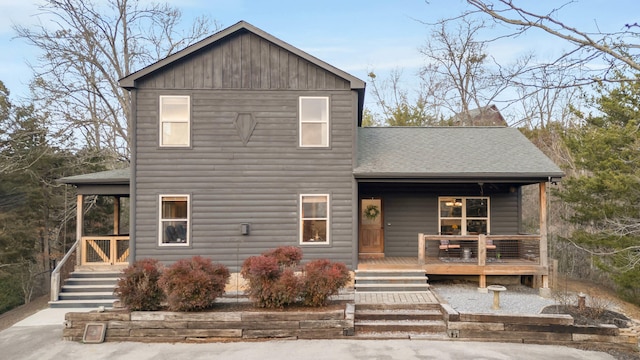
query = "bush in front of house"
xmin=241 ymin=246 xmax=349 ymax=308
xmin=240 ymin=253 xmax=301 ymax=308
xmin=159 ymin=256 xmax=230 ymax=311
xmin=300 ymin=259 xmax=351 ymax=307
xmin=114 ymin=258 xmax=165 ymax=311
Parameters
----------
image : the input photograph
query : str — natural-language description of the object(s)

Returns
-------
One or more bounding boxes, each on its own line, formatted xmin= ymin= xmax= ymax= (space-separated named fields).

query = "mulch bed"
xmin=541 ymin=304 xmax=631 ymax=328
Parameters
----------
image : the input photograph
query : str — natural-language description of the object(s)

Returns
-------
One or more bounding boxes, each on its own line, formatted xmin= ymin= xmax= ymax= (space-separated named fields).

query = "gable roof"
xmin=119 ymin=21 xmax=365 ymax=92
xmin=355 ymin=127 xmax=563 ymax=183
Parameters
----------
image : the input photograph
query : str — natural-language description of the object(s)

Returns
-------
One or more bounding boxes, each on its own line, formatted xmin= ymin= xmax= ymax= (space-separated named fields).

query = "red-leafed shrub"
xmin=114 ymin=259 xmax=164 ymax=311
xmin=159 ymin=256 xmax=230 ymax=311
xmin=241 ymin=254 xmax=300 ymax=308
xmin=241 ymin=247 xmax=350 ymax=308
xmin=300 ymin=259 xmax=350 ymax=307
xmin=261 ymin=246 xmax=303 ymax=267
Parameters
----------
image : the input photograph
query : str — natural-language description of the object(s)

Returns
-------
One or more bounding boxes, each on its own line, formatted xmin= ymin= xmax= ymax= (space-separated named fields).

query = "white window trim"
xmin=159 ymin=194 xmax=190 ymax=247
xmin=438 ymin=196 xmax=490 ymax=235
xmin=299 ymin=96 xmax=329 ymax=148
xmin=159 ymin=95 xmax=191 ymax=147
xmin=299 ymin=193 xmax=330 ymax=245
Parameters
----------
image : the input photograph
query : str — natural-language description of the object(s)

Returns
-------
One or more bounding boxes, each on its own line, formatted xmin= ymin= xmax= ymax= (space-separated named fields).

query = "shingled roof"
xmin=355 ymin=127 xmax=563 ymax=183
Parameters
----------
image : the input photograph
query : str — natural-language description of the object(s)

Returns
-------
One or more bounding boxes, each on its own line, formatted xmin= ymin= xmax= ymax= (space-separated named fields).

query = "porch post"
xmin=113 ymin=196 xmax=120 ymax=235
xmin=76 ymin=194 xmax=84 ymax=266
xmin=539 ymin=181 xmax=550 ymax=297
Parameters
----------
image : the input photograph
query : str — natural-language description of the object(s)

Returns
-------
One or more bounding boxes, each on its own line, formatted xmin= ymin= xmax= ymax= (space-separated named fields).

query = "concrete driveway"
xmin=0 ymin=308 xmax=616 ymax=360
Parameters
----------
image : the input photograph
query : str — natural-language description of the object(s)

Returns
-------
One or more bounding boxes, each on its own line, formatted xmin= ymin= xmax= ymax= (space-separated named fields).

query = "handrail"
xmin=50 ymin=239 xmax=79 ymax=302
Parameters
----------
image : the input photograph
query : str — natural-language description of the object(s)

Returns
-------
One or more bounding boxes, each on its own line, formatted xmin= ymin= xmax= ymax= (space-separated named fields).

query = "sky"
xmin=0 ymin=0 xmax=637 ymax=111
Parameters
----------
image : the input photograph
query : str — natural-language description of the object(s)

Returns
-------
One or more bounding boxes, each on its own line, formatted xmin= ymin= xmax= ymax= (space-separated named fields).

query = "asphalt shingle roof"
xmin=355 ymin=127 xmax=563 ymax=181
xmin=58 ymin=168 xmax=130 ymax=185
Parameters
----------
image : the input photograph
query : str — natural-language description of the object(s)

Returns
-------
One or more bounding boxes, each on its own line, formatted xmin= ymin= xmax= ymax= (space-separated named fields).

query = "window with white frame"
xmin=438 ymin=197 xmax=489 ymax=235
xmin=159 ymin=195 xmax=190 ymax=246
xmin=299 ymin=97 xmax=329 ymax=147
xmin=300 ymin=194 xmax=329 ymax=244
xmin=159 ymin=96 xmax=190 ymax=147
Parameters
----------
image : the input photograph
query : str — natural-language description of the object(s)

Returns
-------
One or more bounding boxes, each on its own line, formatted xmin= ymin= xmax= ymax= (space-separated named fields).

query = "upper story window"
xmin=299 ymin=97 xmax=329 ymax=147
xmin=159 ymin=96 xmax=190 ymax=147
xmin=439 ymin=197 xmax=489 ymax=235
xmin=300 ymin=194 xmax=330 ymax=244
xmin=159 ymin=194 xmax=190 ymax=246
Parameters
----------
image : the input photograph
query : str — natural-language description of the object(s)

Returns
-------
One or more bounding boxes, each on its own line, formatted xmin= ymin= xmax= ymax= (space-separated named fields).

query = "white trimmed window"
xmin=159 ymin=96 xmax=190 ymax=147
xmin=300 ymin=194 xmax=329 ymax=244
xmin=299 ymin=97 xmax=329 ymax=147
xmin=438 ymin=197 xmax=489 ymax=235
xmin=159 ymin=195 xmax=190 ymax=246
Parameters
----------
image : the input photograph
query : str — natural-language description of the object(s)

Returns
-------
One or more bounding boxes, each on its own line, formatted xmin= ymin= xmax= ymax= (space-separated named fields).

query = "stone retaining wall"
xmin=63 ymin=304 xmax=356 ymax=342
xmin=441 ymin=303 xmax=638 ymax=351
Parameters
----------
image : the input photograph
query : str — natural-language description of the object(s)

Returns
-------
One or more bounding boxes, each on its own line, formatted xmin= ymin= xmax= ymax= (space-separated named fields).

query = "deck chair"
xmin=439 ymin=239 xmax=460 ymax=258
xmin=486 ymin=238 xmax=497 ymax=257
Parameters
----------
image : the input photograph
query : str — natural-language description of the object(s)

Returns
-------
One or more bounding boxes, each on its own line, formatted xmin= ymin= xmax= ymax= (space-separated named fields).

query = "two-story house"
xmin=53 ymin=21 xmax=563 ymax=306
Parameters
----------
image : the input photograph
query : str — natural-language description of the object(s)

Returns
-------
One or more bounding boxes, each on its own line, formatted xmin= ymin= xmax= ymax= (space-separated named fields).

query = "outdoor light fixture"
xmin=241 ymin=223 xmax=250 ymax=235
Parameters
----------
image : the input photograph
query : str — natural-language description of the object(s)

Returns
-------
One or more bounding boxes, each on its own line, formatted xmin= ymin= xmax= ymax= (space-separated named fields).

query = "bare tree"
xmin=15 ymin=0 xmax=218 ymax=162
xmin=465 ymin=0 xmax=640 ymax=85
xmin=419 ymin=17 xmax=528 ymax=123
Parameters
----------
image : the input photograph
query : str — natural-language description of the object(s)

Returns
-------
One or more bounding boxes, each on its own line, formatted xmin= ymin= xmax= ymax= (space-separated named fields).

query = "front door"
xmin=359 ymin=198 xmax=384 ymax=258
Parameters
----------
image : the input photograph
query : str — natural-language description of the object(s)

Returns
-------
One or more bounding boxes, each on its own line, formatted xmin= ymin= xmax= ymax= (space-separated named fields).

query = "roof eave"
xmin=353 ymin=172 xmax=564 ymax=183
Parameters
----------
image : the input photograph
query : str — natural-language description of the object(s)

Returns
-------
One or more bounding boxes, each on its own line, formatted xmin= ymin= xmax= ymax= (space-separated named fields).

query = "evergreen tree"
xmin=559 ymin=77 xmax=640 ymax=304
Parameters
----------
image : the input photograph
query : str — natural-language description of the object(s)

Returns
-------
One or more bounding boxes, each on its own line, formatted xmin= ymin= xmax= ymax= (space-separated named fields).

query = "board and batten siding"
xmin=136 ymin=30 xmax=351 ymax=91
xmin=360 ymin=183 xmax=520 ymax=257
xmin=134 ymin=89 xmax=357 ymax=270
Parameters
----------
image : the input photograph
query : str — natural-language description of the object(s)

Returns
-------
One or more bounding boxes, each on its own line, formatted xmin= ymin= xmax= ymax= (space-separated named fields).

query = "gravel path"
xmin=431 ymin=283 xmax=557 ymax=314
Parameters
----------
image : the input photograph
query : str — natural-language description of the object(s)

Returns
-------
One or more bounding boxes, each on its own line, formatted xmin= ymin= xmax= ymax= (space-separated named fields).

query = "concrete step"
xmin=64 ymin=277 xmax=120 ymax=286
xmin=48 ymin=299 xmax=117 ymax=309
xmin=59 ymin=292 xmax=117 ymax=301
xmin=355 ymin=319 xmax=447 ymax=334
xmin=354 ymin=283 xmax=430 ymax=292
xmin=356 ymin=303 xmax=442 ymax=311
xmin=355 ymin=276 xmax=429 ymax=284
xmin=355 ymin=270 xmax=428 ymax=277
xmin=355 ymin=309 xmax=443 ymax=321
xmin=69 ymin=271 xmax=123 ymax=279
xmin=62 ymin=284 xmax=117 ymax=293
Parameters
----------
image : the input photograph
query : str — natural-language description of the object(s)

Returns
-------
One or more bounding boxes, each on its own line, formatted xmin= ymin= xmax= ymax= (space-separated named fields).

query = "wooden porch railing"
xmin=418 ymin=233 xmax=542 ymax=266
xmin=50 ymin=239 xmax=78 ymax=301
xmin=82 ymin=235 xmax=130 ymax=265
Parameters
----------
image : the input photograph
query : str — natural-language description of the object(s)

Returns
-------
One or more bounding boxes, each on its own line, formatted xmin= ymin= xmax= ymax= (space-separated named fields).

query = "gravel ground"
xmin=431 ymin=283 xmax=557 ymax=314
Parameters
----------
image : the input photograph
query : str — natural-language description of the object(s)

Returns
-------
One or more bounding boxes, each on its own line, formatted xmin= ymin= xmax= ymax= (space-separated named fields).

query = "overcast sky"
xmin=0 ymin=0 xmax=636 ymax=110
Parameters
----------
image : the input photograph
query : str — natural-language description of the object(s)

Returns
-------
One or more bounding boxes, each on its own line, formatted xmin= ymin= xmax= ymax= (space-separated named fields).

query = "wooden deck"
xmin=358 ymin=256 xmax=547 ymax=276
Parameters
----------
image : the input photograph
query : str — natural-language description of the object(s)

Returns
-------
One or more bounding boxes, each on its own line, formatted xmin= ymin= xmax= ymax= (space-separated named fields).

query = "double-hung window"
xmin=439 ymin=197 xmax=489 ymax=235
xmin=300 ymin=194 xmax=329 ymax=244
xmin=159 ymin=95 xmax=190 ymax=147
xmin=299 ymin=97 xmax=329 ymax=147
xmin=159 ymin=195 xmax=190 ymax=246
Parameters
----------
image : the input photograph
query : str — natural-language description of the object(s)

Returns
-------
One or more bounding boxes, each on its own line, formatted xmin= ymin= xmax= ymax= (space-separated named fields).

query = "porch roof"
xmin=58 ymin=168 xmax=130 ymax=196
xmin=354 ymin=127 xmax=564 ymax=183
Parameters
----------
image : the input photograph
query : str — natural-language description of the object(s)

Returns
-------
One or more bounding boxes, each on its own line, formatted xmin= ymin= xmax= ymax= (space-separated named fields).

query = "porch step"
xmin=50 ymin=270 xmax=122 ymax=309
xmin=354 ymin=270 xmax=429 ymax=293
xmin=48 ymin=299 xmax=118 ymax=309
xmin=354 ymin=304 xmax=447 ymax=338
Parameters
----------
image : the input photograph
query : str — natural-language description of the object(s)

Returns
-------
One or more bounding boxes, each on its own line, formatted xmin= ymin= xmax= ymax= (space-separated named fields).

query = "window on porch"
xmin=439 ymin=197 xmax=489 ymax=235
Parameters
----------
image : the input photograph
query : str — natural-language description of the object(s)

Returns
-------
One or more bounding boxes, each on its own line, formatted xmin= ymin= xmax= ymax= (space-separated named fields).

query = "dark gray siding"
xmin=134 ymin=89 xmax=356 ymax=270
xmin=136 ymin=31 xmax=351 ymax=91
xmin=360 ymin=183 xmax=520 ymax=257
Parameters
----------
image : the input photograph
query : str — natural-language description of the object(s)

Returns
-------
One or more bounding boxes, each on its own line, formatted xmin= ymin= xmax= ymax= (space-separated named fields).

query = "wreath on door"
xmin=363 ymin=204 xmax=380 ymax=220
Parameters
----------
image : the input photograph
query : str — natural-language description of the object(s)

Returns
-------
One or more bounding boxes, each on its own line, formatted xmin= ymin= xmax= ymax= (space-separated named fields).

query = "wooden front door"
xmin=359 ymin=198 xmax=384 ymax=257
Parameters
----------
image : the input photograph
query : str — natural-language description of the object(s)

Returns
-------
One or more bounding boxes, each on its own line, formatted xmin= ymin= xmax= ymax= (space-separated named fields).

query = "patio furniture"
xmin=439 ymin=239 xmax=460 ymax=258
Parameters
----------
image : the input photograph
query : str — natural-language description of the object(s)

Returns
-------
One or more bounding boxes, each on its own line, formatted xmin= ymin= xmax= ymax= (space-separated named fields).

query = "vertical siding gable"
xmin=136 ymin=31 xmax=351 ymax=91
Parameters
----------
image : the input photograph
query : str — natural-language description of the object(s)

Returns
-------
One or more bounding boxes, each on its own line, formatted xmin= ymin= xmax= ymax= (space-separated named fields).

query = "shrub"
xmin=241 ymin=255 xmax=301 ymax=308
xmin=300 ymin=259 xmax=350 ymax=307
xmin=159 ymin=256 xmax=230 ymax=311
xmin=114 ymin=259 xmax=164 ymax=311
xmin=261 ymin=246 xmax=303 ymax=268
